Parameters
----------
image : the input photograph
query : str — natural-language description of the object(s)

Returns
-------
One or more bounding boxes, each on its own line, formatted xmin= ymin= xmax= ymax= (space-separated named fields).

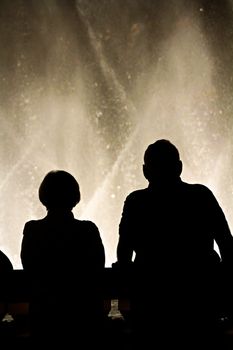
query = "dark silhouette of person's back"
xmin=0 ymin=250 xmax=13 ymax=273
xmin=0 ymin=250 xmax=13 ymax=319
xmin=20 ymin=170 xmax=105 ymax=347
xmin=116 ymin=139 xmax=233 ymax=349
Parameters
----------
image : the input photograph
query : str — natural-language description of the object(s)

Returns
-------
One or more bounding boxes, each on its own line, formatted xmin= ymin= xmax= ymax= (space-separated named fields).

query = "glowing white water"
xmin=0 ymin=1 xmax=233 ymax=268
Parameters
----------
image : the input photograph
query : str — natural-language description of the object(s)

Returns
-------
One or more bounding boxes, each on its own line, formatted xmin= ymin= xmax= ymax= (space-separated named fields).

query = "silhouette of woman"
xmin=20 ymin=170 xmax=105 ymax=347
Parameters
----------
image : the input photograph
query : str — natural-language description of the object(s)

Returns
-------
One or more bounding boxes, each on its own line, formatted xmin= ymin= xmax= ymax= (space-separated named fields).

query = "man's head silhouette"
xmin=143 ymin=139 xmax=182 ymax=184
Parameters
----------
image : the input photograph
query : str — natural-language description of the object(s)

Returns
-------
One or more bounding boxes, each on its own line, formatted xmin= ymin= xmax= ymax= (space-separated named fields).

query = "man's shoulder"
xmin=181 ymin=181 xmax=214 ymax=198
xmin=182 ymin=181 xmax=211 ymax=191
xmin=124 ymin=182 xmax=214 ymax=201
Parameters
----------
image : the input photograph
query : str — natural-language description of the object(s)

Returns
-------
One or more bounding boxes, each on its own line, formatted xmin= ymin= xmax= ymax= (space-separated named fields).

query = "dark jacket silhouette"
xmin=116 ymin=139 xmax=233 ymax=348
xmin=20 ymin=170 xmax=105 ymax=347
xmin=0 ymin=250 xmax=13 ymax=318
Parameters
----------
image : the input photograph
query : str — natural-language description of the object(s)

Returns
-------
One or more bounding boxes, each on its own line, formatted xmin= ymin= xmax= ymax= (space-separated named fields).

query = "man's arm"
xmin=117 ymin=196 xmax=135 ymax=265
xmin=207 ymin=189 xmax=233 ymax=264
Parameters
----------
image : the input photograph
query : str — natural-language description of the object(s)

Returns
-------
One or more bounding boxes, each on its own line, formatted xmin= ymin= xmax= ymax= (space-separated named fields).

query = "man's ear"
xmin=143 ymin=164 xmax=149 ymax=180
xmin=177 ymin=160 xmax=182 ymax=176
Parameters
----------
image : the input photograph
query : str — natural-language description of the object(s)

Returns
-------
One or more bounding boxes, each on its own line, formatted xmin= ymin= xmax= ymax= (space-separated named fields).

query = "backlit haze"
xmin=0 ymin=0 xmax=233 ymax=267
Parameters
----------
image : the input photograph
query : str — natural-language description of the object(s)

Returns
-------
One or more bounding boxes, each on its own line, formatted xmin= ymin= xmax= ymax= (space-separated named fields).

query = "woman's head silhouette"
xmin=39 ymin=170 xmax=81 ymax=210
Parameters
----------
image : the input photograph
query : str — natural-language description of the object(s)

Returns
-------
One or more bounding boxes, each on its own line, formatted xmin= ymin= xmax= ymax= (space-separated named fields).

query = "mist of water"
xmin=0 ymin=1 xmax=233 ymax=267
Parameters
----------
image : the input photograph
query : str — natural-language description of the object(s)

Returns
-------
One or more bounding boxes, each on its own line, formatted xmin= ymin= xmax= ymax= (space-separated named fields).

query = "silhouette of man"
xmin=20 ymin=170 xmax=105 ymax=348
xmin=116 ymin=139 xmax=233 ymax=349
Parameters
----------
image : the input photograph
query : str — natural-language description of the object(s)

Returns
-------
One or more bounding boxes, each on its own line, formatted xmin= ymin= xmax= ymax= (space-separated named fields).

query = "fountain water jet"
xmin=0 ymin=1 xmax=233 ymax=268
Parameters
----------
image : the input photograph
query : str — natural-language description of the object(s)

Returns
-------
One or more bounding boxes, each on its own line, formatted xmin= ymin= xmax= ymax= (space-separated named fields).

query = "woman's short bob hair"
xmin=39 ymin=170 xmax=81 ymax=210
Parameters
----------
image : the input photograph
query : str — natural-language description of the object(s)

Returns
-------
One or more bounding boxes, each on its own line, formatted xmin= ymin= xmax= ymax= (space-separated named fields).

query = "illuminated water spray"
xmin=0 ymin=1 xmax=233 ymax=267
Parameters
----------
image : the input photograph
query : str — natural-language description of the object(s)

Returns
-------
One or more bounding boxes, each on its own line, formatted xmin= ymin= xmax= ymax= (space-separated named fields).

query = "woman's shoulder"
xmin=74 ymin=219 xmax=100 ymax=232
xmin=23 ymin=218 xmax=47 ymax=235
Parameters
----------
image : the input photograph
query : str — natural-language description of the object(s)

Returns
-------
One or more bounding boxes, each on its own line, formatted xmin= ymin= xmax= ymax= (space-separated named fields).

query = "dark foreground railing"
xmin=1 ymin=269 xmax=233 ymax=348
xmin=0 ymin=268 xmax=131 ymax=319
xmin=0 ymin=268 xmax=132 ymax=347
